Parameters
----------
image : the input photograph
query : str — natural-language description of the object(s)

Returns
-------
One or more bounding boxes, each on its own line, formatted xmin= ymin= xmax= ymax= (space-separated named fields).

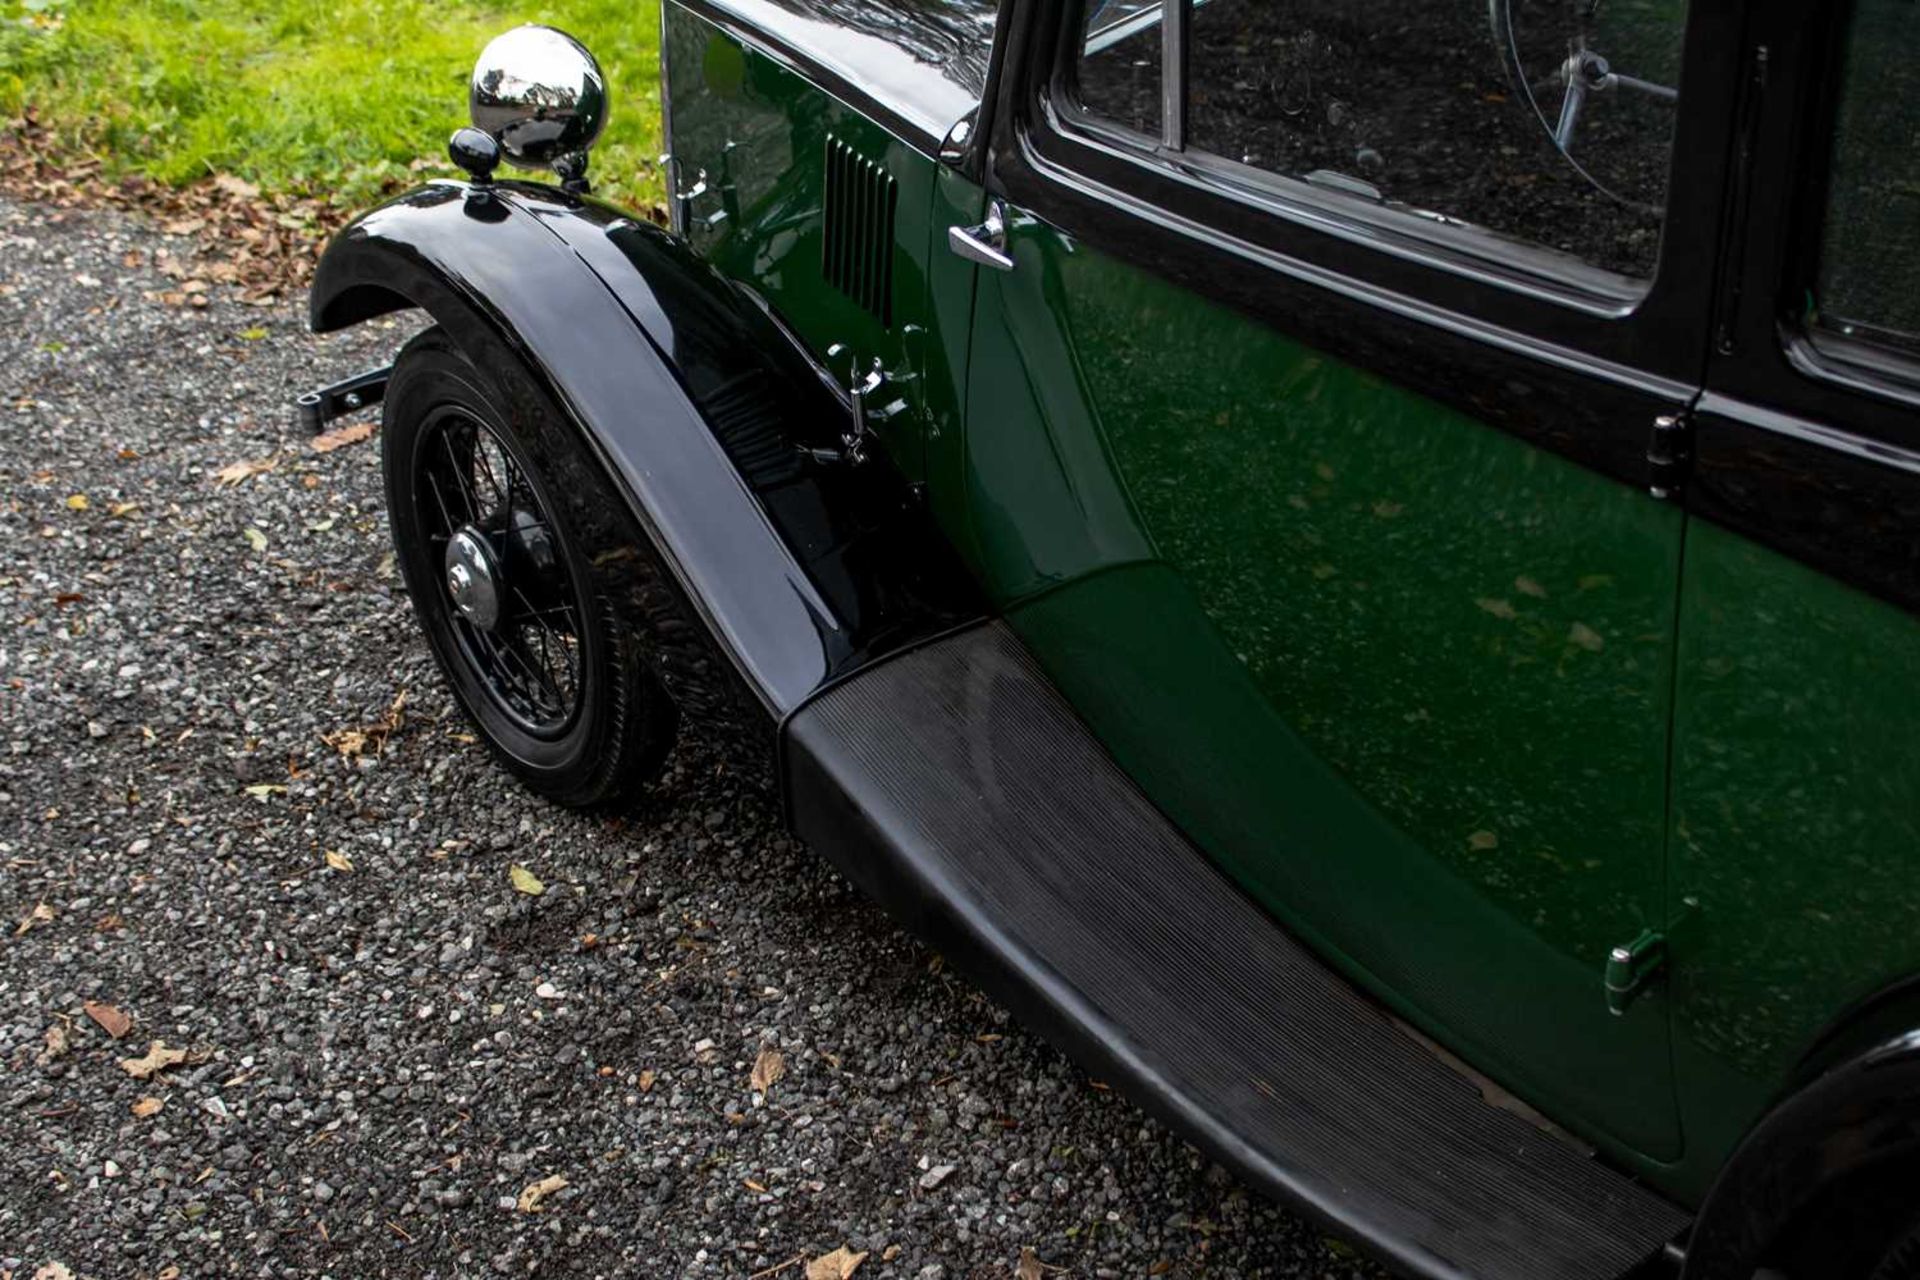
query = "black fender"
xmin=1684 ymin=1029 xmax=1920 ymax=1278
xmin=311 ymin=179 xmax=978 ymax=742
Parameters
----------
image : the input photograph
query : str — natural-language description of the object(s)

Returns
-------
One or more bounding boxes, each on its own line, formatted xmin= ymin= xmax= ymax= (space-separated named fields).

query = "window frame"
xmin=1777 ymin=0 xmax=1920 ymax=405
xmin=1053 ymin=0 xmax=1686 ymax=313
xmin=1698 ymin=0 xmax=1920 ymax=441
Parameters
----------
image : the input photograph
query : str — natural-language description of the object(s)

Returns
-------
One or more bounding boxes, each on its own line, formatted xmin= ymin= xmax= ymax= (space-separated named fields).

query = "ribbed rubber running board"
xmin=783 ymin=622 xmax=1689 ymax=1280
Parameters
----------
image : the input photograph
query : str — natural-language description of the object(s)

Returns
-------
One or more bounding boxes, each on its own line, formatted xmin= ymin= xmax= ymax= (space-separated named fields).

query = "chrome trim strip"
xmin=1159 ymin=0 xmax=1186 ymax=151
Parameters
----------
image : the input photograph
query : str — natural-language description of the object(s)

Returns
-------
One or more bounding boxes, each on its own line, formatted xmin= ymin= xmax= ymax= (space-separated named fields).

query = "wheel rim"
xmin=412 ymin=405 xmax=584 ymax=737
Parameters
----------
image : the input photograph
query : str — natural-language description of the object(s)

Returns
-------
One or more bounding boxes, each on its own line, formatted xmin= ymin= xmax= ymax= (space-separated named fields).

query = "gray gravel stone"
xmin=0 ymin=193 xmax=1388 ymax=1279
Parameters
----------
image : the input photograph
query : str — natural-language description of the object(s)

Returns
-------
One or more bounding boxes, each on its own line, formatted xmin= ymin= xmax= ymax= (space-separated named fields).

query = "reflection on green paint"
xmin=976 ymin=227 xmax=1687 ymax=1164
xmin=1671 ymin=519 xmax=1920 ymax=1171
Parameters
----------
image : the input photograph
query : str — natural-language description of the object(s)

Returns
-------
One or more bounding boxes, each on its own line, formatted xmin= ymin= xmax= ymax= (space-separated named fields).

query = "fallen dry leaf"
xmin=750 ymin=1045 xmax=787 ymax=1095
xmin=516 ymin=1173 xmax=569 ymax=1212
xmin=131 ymin=1096 xmax=164 ymax=1118
xmin=638 ymin=1069 xmax=658 ymax=1093
xmin=320 ymin=689 xmax=407 ymax=758
xmin=119 ymin=1040 xmax=188 ymax=1080
xmin=15 ymin=900 xmax=54 ymax=936
xmin=1016 ymin=1247 xmax=1046 ymax=1280
xmin=65 ymin=493 xmax=88 ymax=511
xmin=213 ymin=173 xmax=260 ymax=200
xmin=310 ymin=420 xmax=376 ymax=453
xmin=806 ymin=1246 xmax=869 ymax=1280
xmin=324 ymin=849 xmax=354 ymax=873
xmin=509 ymin=865 xmax=545 ymax=897
xmin=37 ymin=1022 xmax=70 ymax=1065
xmin=212 ymin=456 xmax=277 ymax=487
xmin=83 ymin=1000 xmax=132 ymax=1039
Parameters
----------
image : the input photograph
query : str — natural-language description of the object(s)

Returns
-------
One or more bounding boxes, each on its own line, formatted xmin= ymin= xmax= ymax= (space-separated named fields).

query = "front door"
xmin=935 ymin=0 xmax=1744 ymax=1164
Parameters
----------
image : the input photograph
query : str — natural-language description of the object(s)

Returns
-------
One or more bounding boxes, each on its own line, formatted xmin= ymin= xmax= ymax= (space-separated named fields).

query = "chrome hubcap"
xmin=444 ymin=527 xmax=502 ymax=630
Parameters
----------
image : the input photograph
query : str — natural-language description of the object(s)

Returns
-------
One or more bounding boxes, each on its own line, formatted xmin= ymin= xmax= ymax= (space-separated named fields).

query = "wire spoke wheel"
xmin=412 ymin=405 xmax=583 ymax=737
xmin=382 ymin=326 xmax=676 ymax=810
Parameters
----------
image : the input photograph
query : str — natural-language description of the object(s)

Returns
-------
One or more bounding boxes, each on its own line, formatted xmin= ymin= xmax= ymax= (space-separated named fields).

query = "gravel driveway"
xmin=0 ymin=193 xmax=1387 ymax=1280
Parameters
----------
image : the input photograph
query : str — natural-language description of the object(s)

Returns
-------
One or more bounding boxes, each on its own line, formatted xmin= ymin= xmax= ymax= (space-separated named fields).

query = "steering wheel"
xmin=1488 ymin=0 xmax=1678 ymax=210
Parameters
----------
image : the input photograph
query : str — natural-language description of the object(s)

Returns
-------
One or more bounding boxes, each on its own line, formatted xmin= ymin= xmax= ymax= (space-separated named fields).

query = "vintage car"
xmin=303 ymin=1 xmax=1920 ymax=1276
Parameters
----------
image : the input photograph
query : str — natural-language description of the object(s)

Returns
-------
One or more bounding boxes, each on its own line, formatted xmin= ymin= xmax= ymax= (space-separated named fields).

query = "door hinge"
xmin=1647 ymin=411 xmax=1693 ymax=501
xmin=1604 ymin=897 xmax=1698 ymax=1015
xmin=1605 ymin=929 xmax=1667 ymax=1016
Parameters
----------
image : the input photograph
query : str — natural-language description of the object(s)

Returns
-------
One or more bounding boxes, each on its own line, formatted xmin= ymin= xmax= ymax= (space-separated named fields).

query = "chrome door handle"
xmin=947 ymin=201 xmax=1014 ymax=272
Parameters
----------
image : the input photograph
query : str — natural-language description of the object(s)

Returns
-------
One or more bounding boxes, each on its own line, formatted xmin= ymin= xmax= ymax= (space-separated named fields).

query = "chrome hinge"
xmin=1605 ymin=929 xmax=1667 ymax=1016
xmin=1647 ymin=411 xmax=1694 ymax=501
xmin=1604 ymin=897 xmax=1697 ymax=1015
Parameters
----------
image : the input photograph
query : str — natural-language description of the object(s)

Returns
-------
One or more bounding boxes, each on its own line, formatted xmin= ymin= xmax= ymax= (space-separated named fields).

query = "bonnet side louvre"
xmin=822 ymin=135 xmax=897 ymax=327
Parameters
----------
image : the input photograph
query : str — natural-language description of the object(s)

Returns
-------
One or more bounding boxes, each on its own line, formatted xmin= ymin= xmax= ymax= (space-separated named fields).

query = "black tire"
xmin=1760 ymin=1161 xmax=1920 ymax=1280
xmin=381 ymin=325 xmax=676 ymax=809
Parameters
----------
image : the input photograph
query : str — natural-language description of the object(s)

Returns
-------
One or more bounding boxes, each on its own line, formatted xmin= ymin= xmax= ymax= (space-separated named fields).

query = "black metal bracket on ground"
xmin=293 ymin=365 xmax=392 ymax=434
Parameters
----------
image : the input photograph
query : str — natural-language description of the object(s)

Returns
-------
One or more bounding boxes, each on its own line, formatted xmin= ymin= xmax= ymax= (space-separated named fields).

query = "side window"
xmin=1811 ymin=0 xmax=1920 ymax=359
xmin=1078 ymin=1 xmax=1163 ymax=136
xmin=1070 ymin=0 xmax=1690 ymax=282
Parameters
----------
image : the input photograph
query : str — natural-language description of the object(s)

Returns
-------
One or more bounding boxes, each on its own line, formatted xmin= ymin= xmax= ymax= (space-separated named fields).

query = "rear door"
xmin=1667 ymin=0 xmax=1920 ymax=1180
xmin=938 ymin=0 xmax=1745 ymax=1162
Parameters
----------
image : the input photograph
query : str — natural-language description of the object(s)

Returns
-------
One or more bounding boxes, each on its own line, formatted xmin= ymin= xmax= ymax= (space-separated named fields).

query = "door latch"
xmin=947 ymin=200 xmax=1015 ymax=272
xmin=806 ymin=344 xmax=895 ymax=466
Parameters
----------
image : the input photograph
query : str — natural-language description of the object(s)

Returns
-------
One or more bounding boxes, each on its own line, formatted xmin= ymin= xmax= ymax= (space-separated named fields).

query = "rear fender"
xmin=311 ymin=180 xmax=977 ymax=735
xmin=1685 ymin=1031 xmax=1920 ymax=1278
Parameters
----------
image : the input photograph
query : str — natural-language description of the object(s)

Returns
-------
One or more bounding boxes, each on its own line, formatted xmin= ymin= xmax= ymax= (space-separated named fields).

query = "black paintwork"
xmin=1684 ymin=1030 xmax=1920 ymax=1278
xmin=783 ymin=621 xmax=1689 ymax=1280
xmin=979 ymin=0 xmax=1749 ymax=499
xmin=294 ymin=365 xmax=390 ymax=434
xmin=982 ymin=0 xmax=1920 ymax=621
xmin=310 ymin=180 xmax=980 ymax=744
xmin=679 ymin=0 xmax=997 ymax=156
xmin=1688 ymin=0 xmax=1920 ymax=619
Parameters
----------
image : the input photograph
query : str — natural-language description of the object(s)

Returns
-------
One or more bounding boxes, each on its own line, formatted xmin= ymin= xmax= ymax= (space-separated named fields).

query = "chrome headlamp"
xmin=468 ymin=25 xmax=608 ymax=186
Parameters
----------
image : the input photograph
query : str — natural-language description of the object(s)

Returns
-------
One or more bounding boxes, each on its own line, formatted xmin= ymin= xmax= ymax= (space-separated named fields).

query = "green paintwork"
xmin=662 ymin=7 xmax=947 ymax=481
xmin=662 ymin=0 xmax=1920 ymax=1211
xmin=963 ymin=210 xmax=1687 ymax=1168
xmin=1667 ymin=516 xmax=1920 ymax=1179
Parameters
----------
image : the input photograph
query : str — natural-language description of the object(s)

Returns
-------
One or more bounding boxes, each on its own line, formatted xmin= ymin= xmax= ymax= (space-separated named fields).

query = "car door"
xmin=931 ymin=0 xmax=1745 ymax=1164
xmin=1665 ymin=0 xmax=1920 ymax=1186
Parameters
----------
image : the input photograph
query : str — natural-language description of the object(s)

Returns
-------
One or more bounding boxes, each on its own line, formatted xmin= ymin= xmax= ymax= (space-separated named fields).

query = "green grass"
xmin=0 ymin=0 xmax=665 ymax=211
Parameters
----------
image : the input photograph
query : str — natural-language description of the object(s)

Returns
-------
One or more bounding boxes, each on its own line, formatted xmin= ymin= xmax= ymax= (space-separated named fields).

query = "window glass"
xmin=1078 ymin=0 xmax=1163 ymax=137
xmin=1814 ymin=0 xmax=1920 ymax=355
xmin=1073 ymin=0 xmax=1690 ymax=281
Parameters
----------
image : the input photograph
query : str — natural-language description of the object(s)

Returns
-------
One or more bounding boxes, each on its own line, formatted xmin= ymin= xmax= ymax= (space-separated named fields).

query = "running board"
xmin=782 ymin=622 xmax=1689 ymax=1280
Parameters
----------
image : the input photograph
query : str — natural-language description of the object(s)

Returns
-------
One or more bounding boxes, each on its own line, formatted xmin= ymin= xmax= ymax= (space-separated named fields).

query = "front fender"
xmin=312 ymin=180 xmax=975 ymax=720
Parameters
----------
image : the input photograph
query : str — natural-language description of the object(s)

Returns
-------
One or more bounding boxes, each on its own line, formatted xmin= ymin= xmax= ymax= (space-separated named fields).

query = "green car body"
xmin=663 ymin=0 xmax=1920 ymax=1210
xmin=312 ymin=0 xmax=1920 ymax=1273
